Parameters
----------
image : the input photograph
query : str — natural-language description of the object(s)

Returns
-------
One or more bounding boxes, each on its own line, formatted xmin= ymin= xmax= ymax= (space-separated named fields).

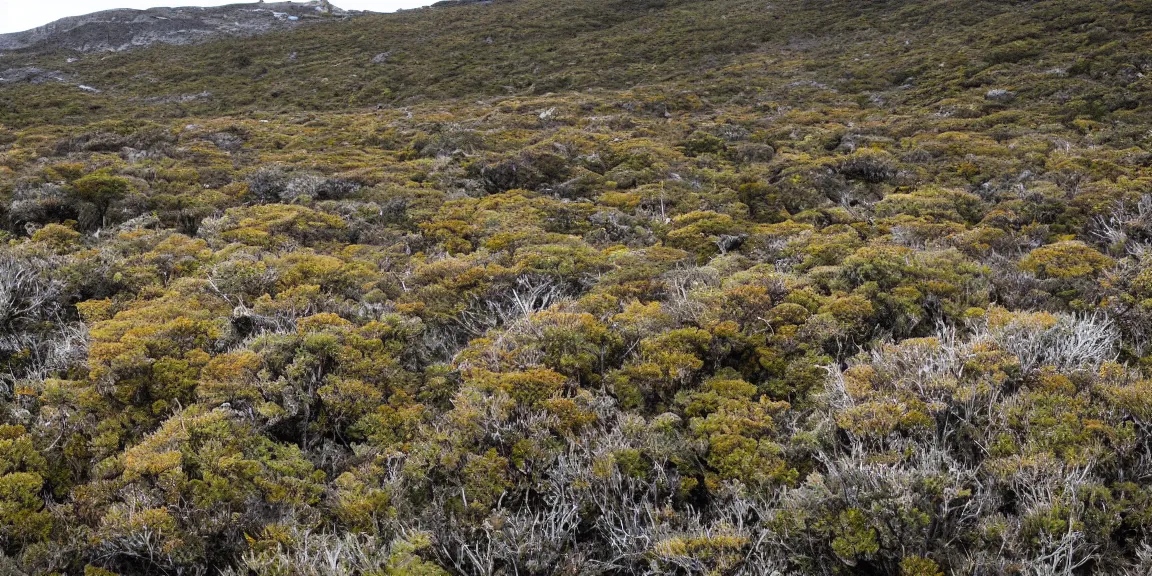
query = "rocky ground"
xmin=0 ymin=1 xmax=356 ymax=53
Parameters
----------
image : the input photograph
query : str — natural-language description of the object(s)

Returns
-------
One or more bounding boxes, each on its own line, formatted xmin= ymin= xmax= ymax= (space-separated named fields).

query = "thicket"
xmin=0 ymin=0 xmax=1151 ymax=574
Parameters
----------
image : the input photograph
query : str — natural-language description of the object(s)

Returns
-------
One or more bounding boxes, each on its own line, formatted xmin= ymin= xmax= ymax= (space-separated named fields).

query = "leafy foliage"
xmin=0 ymin=0 xmax=1151 ymax=573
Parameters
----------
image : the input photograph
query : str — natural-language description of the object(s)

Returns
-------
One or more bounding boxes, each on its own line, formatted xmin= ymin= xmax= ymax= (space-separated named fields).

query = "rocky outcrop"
xmin=0 ymin=1 xmax=357 ymax=53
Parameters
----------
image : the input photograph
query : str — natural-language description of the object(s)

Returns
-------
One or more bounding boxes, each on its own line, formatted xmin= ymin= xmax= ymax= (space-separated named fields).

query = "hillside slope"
xmin=1 ymin=0 xmax=1149 ymax=125
xmin=0 ymin=0 xmax=1151 ymax=575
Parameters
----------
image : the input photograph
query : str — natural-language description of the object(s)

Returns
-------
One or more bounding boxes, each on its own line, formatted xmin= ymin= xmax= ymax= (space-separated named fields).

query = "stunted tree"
xmin=70 ymin=173 xmax=129 ymax=229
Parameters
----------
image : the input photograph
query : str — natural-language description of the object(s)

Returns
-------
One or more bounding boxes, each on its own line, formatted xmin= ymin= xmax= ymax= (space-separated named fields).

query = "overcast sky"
xmin=0 ymin=1 xmax=432 ymax=34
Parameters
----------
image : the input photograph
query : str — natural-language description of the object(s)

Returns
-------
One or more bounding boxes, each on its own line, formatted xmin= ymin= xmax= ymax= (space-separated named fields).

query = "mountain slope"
xmin=1 ymin=0 xmax=1148 ymax=126
xmin=0 ymin=0 xmax=1151 ymax=575
xmin=0 ymin=1 xmax=353 ymax=53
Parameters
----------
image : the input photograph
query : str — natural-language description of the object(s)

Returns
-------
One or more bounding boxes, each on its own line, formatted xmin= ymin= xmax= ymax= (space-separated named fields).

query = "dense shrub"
xmin=0 ymin=0 xmax=1150 ymax=573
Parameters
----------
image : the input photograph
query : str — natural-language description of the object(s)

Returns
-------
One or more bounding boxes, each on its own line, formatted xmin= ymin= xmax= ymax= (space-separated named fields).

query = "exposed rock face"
xmin=985 ymin=88 xmax=1017 ymax=102
xmin=0 ymin=1 xmax=357 ymax=54
xmin=0 ymin=67 xmax=68 ymax=84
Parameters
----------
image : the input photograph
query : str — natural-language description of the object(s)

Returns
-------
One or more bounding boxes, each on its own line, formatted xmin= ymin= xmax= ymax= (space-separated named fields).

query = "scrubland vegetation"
xmin=1 ymin=0 xmax=1152 ymax=574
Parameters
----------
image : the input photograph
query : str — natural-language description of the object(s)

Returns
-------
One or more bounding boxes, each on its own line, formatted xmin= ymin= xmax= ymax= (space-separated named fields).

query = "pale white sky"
xmin=0 ymin=0 xmax=432 ymax=34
